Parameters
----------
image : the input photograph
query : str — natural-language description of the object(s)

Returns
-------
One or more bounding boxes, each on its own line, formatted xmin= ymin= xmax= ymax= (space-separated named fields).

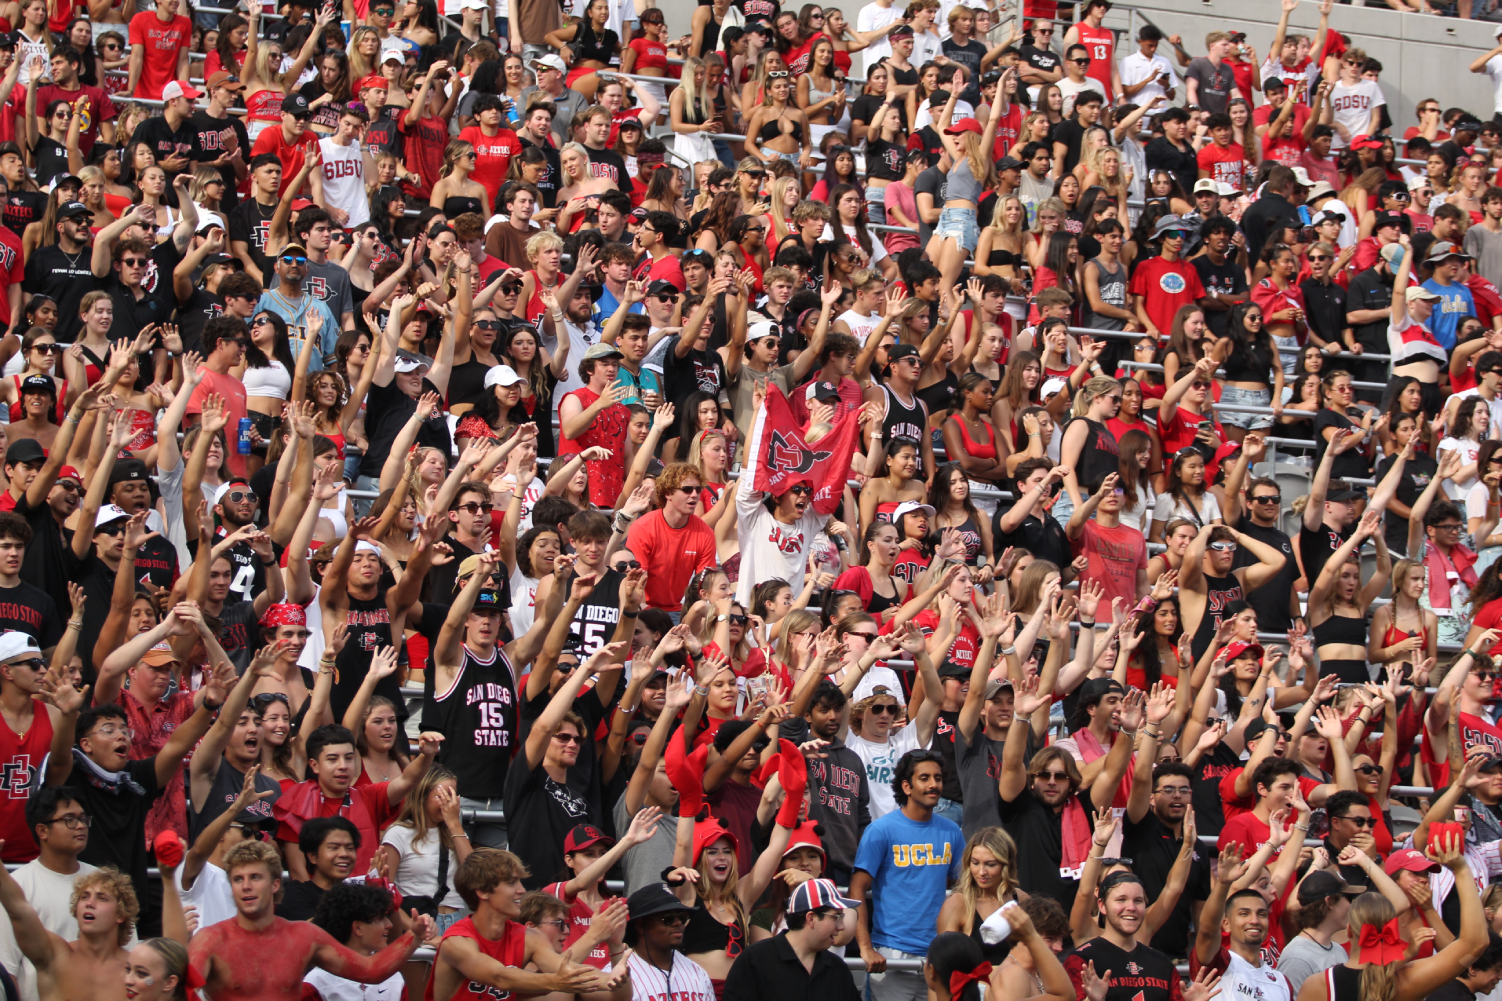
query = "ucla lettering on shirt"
xmin=889 ymin=842 xmax=953 ymax=867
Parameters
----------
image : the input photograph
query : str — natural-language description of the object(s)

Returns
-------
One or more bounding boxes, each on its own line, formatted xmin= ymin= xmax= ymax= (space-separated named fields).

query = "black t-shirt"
xmin=1065 ymin=936 xmax=1180 ymax=1001
xmin=1233 ymin=515 xmax=1297 ymax=635
xmin=942 ymin=38 xmax=987 ymax=79
xmin=32 ymin=137 xmax=69 ymax=189
xmin=15 ymin=496 xmax=74 ymax=618
xmin=851 ymin=94 xmax=906 ymax=137
xmin=507 ymin=688 xmax=608 ymax=889
xmin=1298 ymin=521 xmax=1353 ymax=604
xmin=1300 ymin=277 xmax=1347 ymax=348
xmin=1019 ymin=43 xmax=1059 ymax=78
xmin=1346 ymin=267 xmax=1394 ymax=352
xmin=132 ymin=115 xmax=200 ymax=178
xmin=104 ymin=272 xmax=176 ymax=342
xmin=1377 ymin=450 xmax=1437 ymax=555
xmin=662 ymin=336 xmax=727 ymax=414
xmin=585 ymin=146 xmax=628 ymax=189
xmin=65 ymin=755 xmax=163 ymax=909
xmin=216 ymin=600 xmax=259 ymax=671
xmin=188 ymin=110 xmax=251 ymax=213
xmin=519 ymin=135 xmax=560 ymax=209
xmin=1191 ymin=741 xmax=1242 ymax=837
xmin=1121 ymin=809 xmax=1211 ymax=959
xmin=76 ymin=540 xmax=178 ymax=682
xmin=1052 ymin=119 xmax=1087 ymax=174
xmin=0 ymin=581 xmax=61 ymax=651
xmin=4 ymin=191 xmax=46 ymax=240
xmin=275 ymin=879 xmax=326 ymax=921
xmin=930 ymin=709 xmax=963 ymax=803
xmin=227 ymin=197 xmax=278 ymax=281
xmin=23 ymin=244 xmax=96 ymax=343
xmin=359 ymin=378 xmax=455 ymax=478
xmin=330 ymin=592 xmax=446 ymax=727
xmin=1312 ymin=408 xmax=1370 ymax=481
xmin=1144 ymin=137 xmax=1199 ymax=201
xmin=174 ymin=286 xmax=223 ymax=356
xmin=365 ymin=108 xmax=404 ymax=159
xmin=997 ymin=788 xmax=1097 ymax=908
xmin=866 ymin=139 xmax=906 ymax=182
xmin=992 ymin=504 xmax=1072 ymax=570
xmin=1192 ymin=254 xmax=1248 ymax=338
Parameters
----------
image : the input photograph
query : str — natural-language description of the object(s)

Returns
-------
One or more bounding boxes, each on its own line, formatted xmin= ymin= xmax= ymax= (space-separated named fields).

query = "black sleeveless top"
xmin=1222 ymin=335 xmax=1276 ymax=383
xmin=1324 ymin=965 xmax=1362 ymax=1001
xmin=423 ymin=645 xmax=519 ymax=800
xmin=575 ymin=21 xmax=618 ymax=64
xmin=448 ymin=356 xmax=493 ymax=411
xmin=190 ymin=755 xmax=283 ymax=839
xmin=916 ymin=372 xmax=957 ymax=419
xmin=1190 ymin=571 xmax=1244 ymax=662
xmin=988 ymin=247 xmax=1022 ymax=268
xmin=882 ymin=385 xmax=926 ymax=456
xmin=969 ymin=910 xmax=1014 ymax=964
xmin=443 ymin=195 xmax=486 ymax=218
xmin=867 ymin=574 xmax=903 ymax=615
xmin=1063 ymin=416 xmax=1121 ymax=489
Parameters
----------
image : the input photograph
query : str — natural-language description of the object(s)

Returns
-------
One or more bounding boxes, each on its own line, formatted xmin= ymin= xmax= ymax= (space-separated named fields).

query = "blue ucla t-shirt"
xmin=1421 ymin=278 xmax=1475 ymax=351
xmin=852 ymin=809 xmax=963 ymax=955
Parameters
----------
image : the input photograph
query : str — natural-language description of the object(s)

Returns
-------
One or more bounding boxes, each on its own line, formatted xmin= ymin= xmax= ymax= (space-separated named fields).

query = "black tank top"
xmin=190 ymin=755 xmax=282 ymax=839
xmin=700 ymin=12 xmax=722 ymax=59
xmin=575 ymin=21 xmax=618 ymax=64
xmin=882 ymin=385 xmax=927 ymax=473
xmin=1324 ymin=965 xmax=1362 ymax=1001
xmin=1190 ymin=571 xmax=1244 ymax=662
xmin=333 ymin=591 xmax=404 ymax=726
xmin=1063 ymin=416 xmax=1121 ymax=489
xmin=448 ymin=356 xmax=492 ymax=411
xmin=443 ymin=195 xmax=486 ymax=218
xmin=1223 ymin=335 xmax=1275 ymax=384
xmin=969 ymin=910 xmax=1014 ymax=964
xmin=424 ymin=644 xmax=518 ymax=800
xmin=570 ymin=568 xmax=625 ymax=657
xmin=867 ymin=575 xmax=902 ymax=615
xmin=916 ymin=372 xmax=957 ymax=419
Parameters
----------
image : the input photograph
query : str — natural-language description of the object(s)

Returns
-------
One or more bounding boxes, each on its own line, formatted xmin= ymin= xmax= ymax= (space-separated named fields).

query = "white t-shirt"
xmin=1328 ymin=79 xmax=1385 ymax=150
xmin=835 ymin=308 xmax=882 ymax=343
xmin=550 ymin=317 xmax=602 ymax=414
xmin=820 ymin=223 xmax=888 ymax=265
xmin=1486 ymin=53 xmax=1502 ymax=116
xmin=317 ymin=138 xmax=370 ymax=228
xmin=856 ymin=1 xmax=905 ymax=77
xmin=1119 ymin=50 xmax=1179 ymax=106
xmin=1439 ymin=435 xmax=1481 ymax=501
xmin=734 ymin=415 xmax=828 ymax=606
xmin=1447 ymin=388 xmax=1502 ymax=441
xmin=1151 ymin=489 xmax=1222 ymax=528
xmin=0 ymin=860 xmax=101 ymax=1001
xmin=1215 ymin=948 xmax=1294 ymax=1001
xmin=176 ymin=861 xmax=238 ymax=930
xmin=1120 ymin=481 xmax=1156 ymax=534
xmin=911 ymin=29 xmax=942 ymax=68
xmin=913 ymin=98 xmax=975 ymax=134
xmin=380 ymin=824 xmax=468 ymax=911
xmin=1058 ymin=77 xmax=1093 ymax=118
xmin=1467 ymin=480 xmax=1495 ymax=526
xmin=304 ymin=966 xmax=406 ymax=1001
xmin=846 ymin=726 xmax=923 ymax=818
xmin=509 ymin=566 xmax=540 ymax=638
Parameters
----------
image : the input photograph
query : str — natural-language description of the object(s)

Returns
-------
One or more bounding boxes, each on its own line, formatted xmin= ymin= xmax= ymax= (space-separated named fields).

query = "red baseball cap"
xmin=1351 ymin=134 xmax=1384 ymax=151
xmin=943 ymin=117 xmax=984 ymax=136
xmin=56 ymin=465 xmax=82 ymax=484
xmin=1222 ymin=640 xmax=1264 ymax=663
xmin=564 ymin=824 xmax=615 ymax=854
xmin=1383 ymin=848 xmax=1441 ymax=876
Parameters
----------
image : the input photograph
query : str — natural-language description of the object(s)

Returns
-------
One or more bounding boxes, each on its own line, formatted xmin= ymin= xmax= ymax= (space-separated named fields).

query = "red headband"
xmin=1356 ymin=918 xmax=1405 ymax=965
xmin=260 ymin=603 xmax=306 ymax=628
xmin=949 ymin=963 xmax=993 ymax=996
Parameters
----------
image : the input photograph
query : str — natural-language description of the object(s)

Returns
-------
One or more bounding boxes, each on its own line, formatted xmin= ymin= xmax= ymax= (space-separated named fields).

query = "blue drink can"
xmin=237 ymin=417 xmax=253 ymax=455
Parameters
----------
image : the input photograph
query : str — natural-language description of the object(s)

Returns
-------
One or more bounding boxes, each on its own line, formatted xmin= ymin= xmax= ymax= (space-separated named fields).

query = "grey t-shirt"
xmin=1465 ymin=223 xmax=1502 ymax=291
xmin=1276 ymin=933 xmax=1345 ymax=993
xmin=1184 ymin=57 xmax=1235 ymax=115
xmin=914 ymin=166 xmax=947 ymax=250
xmin=956 ymin=724 xmax=1032 ymax=841
xmin=521 ymin=85 xmax=590 ymax=143
xmin=612 ymin=793 xmax=678 ymax=895
xmin=1084 ymin=258 xmax=1128 ymax=331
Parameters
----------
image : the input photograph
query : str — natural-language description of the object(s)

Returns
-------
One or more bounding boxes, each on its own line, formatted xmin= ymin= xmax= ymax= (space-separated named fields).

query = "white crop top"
xmin=242 ymin=360 xmax=292 ymax=400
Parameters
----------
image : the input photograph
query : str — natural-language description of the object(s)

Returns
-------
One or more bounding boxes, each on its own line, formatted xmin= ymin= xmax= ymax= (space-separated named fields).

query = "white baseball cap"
xmin=891 ymin=501 xmax=936 ymax=522
xmin=483 ymin=364 xmax=526 ymax=388
xmin=95 ymin=504 xmax=130 ymax=528
xmin=0 ymin=632 xmax=41 ymax=663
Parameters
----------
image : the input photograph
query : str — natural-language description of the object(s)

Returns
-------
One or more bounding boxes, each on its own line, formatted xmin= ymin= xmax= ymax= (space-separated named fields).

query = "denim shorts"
xmin=1218 ymin=385 xmax=1274 ymax=429
xmin=934 ymin=206 xmax=979 ymax=252
xmin=865 ymin=184 xmax=887 ymax=225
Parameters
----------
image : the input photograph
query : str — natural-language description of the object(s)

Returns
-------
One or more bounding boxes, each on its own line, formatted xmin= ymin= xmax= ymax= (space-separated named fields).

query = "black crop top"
xmin=575 ymin=22 xmax=618 ymax=64
xmin=988 ymin=247 xmax=1021 ymax=268
xmin=1221 ymin=336 xmax=1274 ymax=383
xmin=680 ymin=902 xmax=746 ymax=957
xmin=757 ymin=114 xmax=795 ymax=144
xmin=866 ymin=139 xmax=905 ymax=182
xmin=443 ymin=195 xmax=486 ymax=218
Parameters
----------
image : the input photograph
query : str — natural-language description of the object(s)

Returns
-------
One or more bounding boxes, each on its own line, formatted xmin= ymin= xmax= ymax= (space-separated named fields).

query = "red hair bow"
xmin=186 ymin=964 xmax=207 ymax=991
xmin=1357 ymin=918 xmax=1406 ymax=965
xmin=948 ymin=963 xmax=993 ymax=996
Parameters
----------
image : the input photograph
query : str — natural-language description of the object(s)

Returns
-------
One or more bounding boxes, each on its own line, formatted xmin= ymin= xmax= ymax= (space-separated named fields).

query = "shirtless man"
xmin=0 ymin=847 xmax=137 ymax=1001
xmin=189 ymin=839 xmax=433 ymax=1000
xmin=430 ymin=848 xmax=631 ymax=1001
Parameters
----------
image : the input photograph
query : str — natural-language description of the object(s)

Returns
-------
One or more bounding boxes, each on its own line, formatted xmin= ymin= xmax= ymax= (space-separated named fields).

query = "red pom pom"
xmin=153 ymin=831 xmax=185 ymax=869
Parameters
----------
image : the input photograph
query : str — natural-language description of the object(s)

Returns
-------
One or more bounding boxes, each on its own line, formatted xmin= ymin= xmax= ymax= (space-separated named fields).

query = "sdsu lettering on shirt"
xmin=425 ymin=646 xmax=518 ymax=801
xmin=809 ymin=757 xmax=862 ymax=816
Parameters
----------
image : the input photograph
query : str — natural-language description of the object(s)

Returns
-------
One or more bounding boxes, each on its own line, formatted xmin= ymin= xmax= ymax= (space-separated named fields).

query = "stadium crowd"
xmin=7 ymin=0 xmax=1502 ymax=998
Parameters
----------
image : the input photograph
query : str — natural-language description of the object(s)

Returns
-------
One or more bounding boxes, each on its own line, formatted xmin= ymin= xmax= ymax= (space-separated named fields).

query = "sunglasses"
xmin=655 ymin=913 xmax=689 ymax=926
xmin=672 ymin=485 xmax=702 ymax=496
xmin=1307 ymin=255 xmax=1330 ymax=262
xmin=653 ymin=294 xmax=678 ymax=303
xmin=8 ymin=657 xmax=44 ymax=671
xmin=767 ymin=70 xmax=790 ymax=78
xmin=1036 ymin=770 xmax=1071 ymax=782
xmin=120 ymin=257 xmax=149 ymax=267
xmin=455 ymin=501 xmax=495 ymax=514
xmin=868 ymin=703 xmax=899 ymax=715
xmin=32 ymin=344 xmax=60 ymax=353
xmin=1190 ymin=380 xmax=1210 ymax=390
xmin=1250 ymin=494 xmax=1282 ymax=504
xmin=1161 ymin=230 xmax=1189 ymax=239
xmin=1208 ymin=541 xmax=1238 ymax=552
xmin=473 ymin=319 xmax=502 ymax=330
xmin=849 ymin=631 xmax=879 ymax=640
xmin=1071 ymin=57 xmax=1090 ymax=64
xmin=498 ymin=283 xmax=523 ymax=295
xmin=280 ymin=254 xmax=308 ymax=264
xmin=787 ymin=484 xmax=812 ymax=496
xmin=552 ymin=731 xmax=583 ymax=745
xmin=1336 ymin=813 xmax=1375 ymax=825
xmin=96 ymin=522 xmax=128 ymax=536
xmin=1099 ymin=857 xmax=1134 ymax=867
xmin=222 ymin=489 xmax=257 ymax=504
xmin=614 ymin=559 xmax=642 ymax=570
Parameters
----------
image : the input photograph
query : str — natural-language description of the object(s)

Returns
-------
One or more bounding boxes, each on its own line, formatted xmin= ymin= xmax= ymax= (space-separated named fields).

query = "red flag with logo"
xmin=751 ymin=384 xmax=859 ymax=516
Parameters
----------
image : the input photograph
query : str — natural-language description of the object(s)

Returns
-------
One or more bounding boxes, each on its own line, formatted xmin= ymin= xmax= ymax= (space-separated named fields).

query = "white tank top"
xmin=318 ymin=137 xmax=370 ymax=229
xmin=242 ymin=360 xmax=292 ymax=400
xmin=837 ymin=308 xmax=880 ymax=344
xmin=1219 ymin=948 xmax=1294 ymax=1001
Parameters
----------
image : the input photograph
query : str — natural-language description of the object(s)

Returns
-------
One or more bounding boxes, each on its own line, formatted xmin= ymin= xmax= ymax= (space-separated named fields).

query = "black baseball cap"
xmin=108 ymin=458 xmax=150 ymax=486
xmin=3 ymin=440 xmax=44 ymax=465
xmin=56 ymin=201 xmax=93 ymax=220
xmin=283 ymin=93 xmax=311 ymax=118
xmin=888 ymin=343 xmax=921 ymax=362
xmin=812 ymin=381 xmax=841 ymax=402
xmin=1078 ymin=678 xmax=1126 ymax=707
xmin=1297 ymin=870 xmax=1365 ymax=905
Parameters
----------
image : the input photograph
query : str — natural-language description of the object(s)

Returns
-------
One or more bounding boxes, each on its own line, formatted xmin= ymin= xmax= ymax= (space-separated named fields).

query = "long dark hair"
xmin=1042 ymin=230 xmax=1076 ymax=296
xmin=316 ymin=49 xmax=352 ymax=103
xmin=821 ymin=145 xmax=862 ymax=200
xmin=370 ymin=185 xmax=406 ymax=248
xmin=1382 ymin=374 xmax=1423 ymax=425
xmin=247 ymin=311 xmax=295 ymax=370
xmin=827 ymin=182 xmax=872 ymax=256
xmin=1225 ymin=300 xmax=1274 ymax=376
xmin=1116 ymin=428 xmax=1153 ymax=514
xmin=67 ymin=17 xmax=99 ymax=85
xmin=216 ymin=14 xmax=247 ymax=73
xmin=1132 ymin=595 xmax=1181 ymax=689
xmin=926 ymin=932 xmax=987 ymax=1001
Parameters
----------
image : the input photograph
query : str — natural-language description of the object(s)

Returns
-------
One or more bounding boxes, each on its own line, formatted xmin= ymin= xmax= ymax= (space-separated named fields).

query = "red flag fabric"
xmin=750 ymin=384 xmax=860 ymax=516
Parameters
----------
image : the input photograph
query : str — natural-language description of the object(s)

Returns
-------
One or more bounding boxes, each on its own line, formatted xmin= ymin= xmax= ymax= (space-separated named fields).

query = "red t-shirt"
xmin=1223 ymin=56 xmax=1256 ymax=102
xmin=1404 ymin=125 xmax=1450 ymax=143
xmin=1197 ymin=141 xmax=1247 ymax=189
xmin=33 ymin=82 xmax=116 ymax=158
xmin=186 ymin=368 xmax=249 ymax=477
xmin=0 ymin=225 xmax=21 ymax=329
xmin=1157 ymin=406 xmax=1227 ymax=477
xmin=128 ymin=11 xmax=192 ymax=100
xmin=1071 ymin=519 xmax=1147 ymax=610
xmin=274 ymin=780 xmax=396 ymax=874
xmin=400 ymin=114 xmax=450 ymax=201
xmin=624 ymin=510 xmax=717 ymax=612
xmin=250 ymin=126 xmax=318 ymax=198
xmin=913 ymin=608 xmax=979 ymax=669
xmin=1267 ymin=58 xmax=1313 ymax=105
xmin=1128 ymin=257 xmax=1205 ymax=336
xmin=633 ymin=252 xmax=686 ymax=292
xmin=1217 ymin=771 xmax=1322 ymax=827
xmin=458 ymin=125 xmax=523 ymax=216
xmin=541 ymin=883 xmax=612 ymax=968
xmin=0 ymin=709 xmax=52 ymax=862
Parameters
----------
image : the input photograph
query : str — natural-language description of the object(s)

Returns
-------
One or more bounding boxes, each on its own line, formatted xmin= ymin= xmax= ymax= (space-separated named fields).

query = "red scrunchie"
xmin=1357 ymin=918 xmax=1406 ymax=965
xmin=152 ymin=831 xmax=184 ymax=869
xmin=949 ymin=963 xmax=993 ymax=996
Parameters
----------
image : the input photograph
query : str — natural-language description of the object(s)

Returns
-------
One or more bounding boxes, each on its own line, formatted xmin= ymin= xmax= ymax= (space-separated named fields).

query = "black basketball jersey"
xmin=568 ymin=568 xmax=625 ymax=657
xmin=881 ymin=385 xmax=928 ymax=474
xmin=424 ymin=644 xmax=518 ymax=800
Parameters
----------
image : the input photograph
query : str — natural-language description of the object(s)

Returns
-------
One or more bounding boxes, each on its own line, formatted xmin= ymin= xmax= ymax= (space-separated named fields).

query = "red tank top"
xmin=1075 ymin=23 xmax=1115 ymax=97
xmin=8 ymin=375 xmax=64 ymax=424
xmin=425 ymin=917 xmax=527 ymax=1001
xmin=245 ymin=88 xmax=284 ymax=122
xmin=524 ymin=270 xmax=551 ymax=325
xmin=1381 ymin=619 xmax=1429 ymax=660
xmin=948 ymin=414 xmax=997 ymax=460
